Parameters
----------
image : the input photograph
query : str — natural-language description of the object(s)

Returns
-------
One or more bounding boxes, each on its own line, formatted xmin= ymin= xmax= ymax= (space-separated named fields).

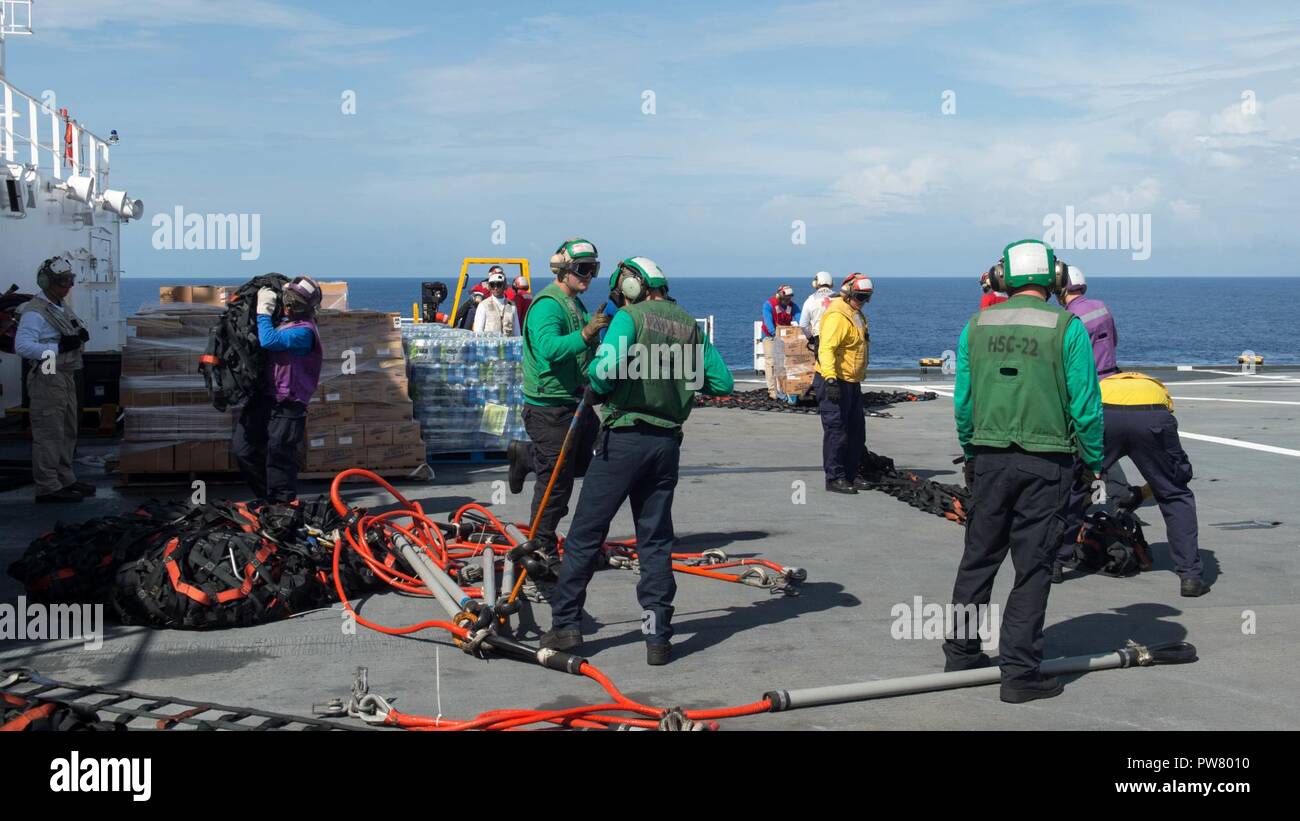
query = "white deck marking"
xmin=1171 ymin=396 xmax=1300 ymax=406
xmin=861 ymin=382 xmax=955 ymax=397
xmin=1180 ymin=432 xmax=1300 ymax=458
xmin=1188 ymin=369 xmax=1299 ymax=381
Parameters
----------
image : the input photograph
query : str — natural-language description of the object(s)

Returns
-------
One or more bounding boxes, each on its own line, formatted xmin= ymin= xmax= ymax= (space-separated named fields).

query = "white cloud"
xmin=829 ymin=156 xmax=946 ymax=214
xmin=1087 ymin=178 xmax=1161 ymax=212
xmin=36 ymin=0 xmax=412 ymax=58
xmin=1169 ymin=199 xmax=1201 ymax=220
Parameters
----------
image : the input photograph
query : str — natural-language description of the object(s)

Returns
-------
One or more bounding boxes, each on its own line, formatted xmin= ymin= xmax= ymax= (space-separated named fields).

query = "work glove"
xmin=256 ymin=287 xmax=277 ymax=317
xmin=824 ymin=378 xmax=841 ymax=404
xmin=58 ymin=334 xmax=83 ymax=353
xmin=962 ymin=457 xmax=976 ymax=489
xmin=581 ymin=310 xmax=610 ymax=343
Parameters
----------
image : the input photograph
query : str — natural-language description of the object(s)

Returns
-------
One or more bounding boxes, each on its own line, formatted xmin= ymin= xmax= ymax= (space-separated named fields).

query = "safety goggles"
xmin=569 ymin=260 xmax=600 ymax=279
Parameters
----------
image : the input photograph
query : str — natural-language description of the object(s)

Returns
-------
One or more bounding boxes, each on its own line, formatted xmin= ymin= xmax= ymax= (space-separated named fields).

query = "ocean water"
xmin=121 ymin=277 xmax=1299 ymax=370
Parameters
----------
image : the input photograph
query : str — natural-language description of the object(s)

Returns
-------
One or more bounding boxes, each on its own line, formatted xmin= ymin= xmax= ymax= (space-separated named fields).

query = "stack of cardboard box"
xmin=117 ymin=287 xmax=426 ymax=476
xmin=771 ymin=325 xmax=817 ymax=397
xmin=306 ymin=310 xmax=425 ymax=472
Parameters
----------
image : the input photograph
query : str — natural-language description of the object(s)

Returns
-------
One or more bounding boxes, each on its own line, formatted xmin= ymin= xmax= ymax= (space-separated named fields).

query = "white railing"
xmin=695 ymin=314 xmax=714 ymax=344
xmin=0 ymin=74 xmax=111 ymax=191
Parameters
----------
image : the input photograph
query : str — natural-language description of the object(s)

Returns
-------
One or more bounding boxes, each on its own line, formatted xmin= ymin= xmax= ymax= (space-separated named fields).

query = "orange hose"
xmin=320 ymin=465 xmax=782 ymax=730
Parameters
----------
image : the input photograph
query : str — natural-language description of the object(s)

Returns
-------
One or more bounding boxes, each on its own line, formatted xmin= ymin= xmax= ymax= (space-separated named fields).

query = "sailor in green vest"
xmin=507 ymin=238 xmax=611 ymax=578
xmin=13 ymin=257 xmax=96 ymax=504
xmin=541 ymin=257 xmax=733 ymax=666
xmin=943 ymin=239 xmax=1104 ymax=704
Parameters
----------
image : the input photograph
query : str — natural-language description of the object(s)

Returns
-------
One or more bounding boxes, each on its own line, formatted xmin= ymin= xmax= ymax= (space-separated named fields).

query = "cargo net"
xmin=6 ymin=497 xmax=385 ymax=630
xmin=695 ymin=387 xmax=937 ymax=414
xmin=858 ymin=449 xmax=970 ymax=525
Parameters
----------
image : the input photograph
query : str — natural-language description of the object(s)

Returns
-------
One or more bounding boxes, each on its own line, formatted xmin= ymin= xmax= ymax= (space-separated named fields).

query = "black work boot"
xmin=647 ymin=643 xmax=672 ymax=666
xmin=825 ymin=478 xmax=858 ymax=495
xmin=36 ymin=487 xmax=84 ymax=504
xmin=540 ymin=628 xmax=583 ymax=651
xmin=852 ymin=477 xmax=872 ymax=491
xmin=1180 ymin=578 xmax=1209 ymax=597
xmin=1000 ymin=674 xmax=1064 ymax=704
xmin=65 ymin=481 xmax=97 ymax=496
xmin=507 ymin=440 xmax=531 ymax=495
xmin=944 ymin=652 xmax=993 ymax=673
xmin=1051 ymin=563 xmax=1065 ymax=584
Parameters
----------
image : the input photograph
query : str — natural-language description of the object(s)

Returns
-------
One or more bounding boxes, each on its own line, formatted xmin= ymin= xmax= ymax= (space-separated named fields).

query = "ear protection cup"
xmin=988 ymin=262 xmax=1005 ymax=293
xmin=618 ymin=266 xmax=645 ymax=303
xmin=1053 ymin=259 xmax=1070 ymax=293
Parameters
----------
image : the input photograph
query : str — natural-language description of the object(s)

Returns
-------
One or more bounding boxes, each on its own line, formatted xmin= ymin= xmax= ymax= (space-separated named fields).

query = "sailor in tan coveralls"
xmin=13 ymin=256 xmax=95 ymax=504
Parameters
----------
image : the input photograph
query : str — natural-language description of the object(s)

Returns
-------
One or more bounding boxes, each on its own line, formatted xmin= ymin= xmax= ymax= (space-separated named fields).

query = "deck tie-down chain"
xmin=313 ymin=667 xmax=393 ymax=725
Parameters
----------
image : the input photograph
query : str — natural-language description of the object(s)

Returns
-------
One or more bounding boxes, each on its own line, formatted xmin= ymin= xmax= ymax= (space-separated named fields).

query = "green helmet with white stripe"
xmin=611 ymin=256 xmax=668 ymax=304
xmin=994 ymin=239 xmax=1069 ymax=292
xmin=550 ymin=237 xmax=600 ymax=279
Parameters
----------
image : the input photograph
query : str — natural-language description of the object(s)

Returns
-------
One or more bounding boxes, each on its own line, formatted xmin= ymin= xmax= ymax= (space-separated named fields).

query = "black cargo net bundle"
xmin=857 ymin=449 xmax=970 ymax=525
xmin=695 ymin=388 xmax=937 ymax=414
xmin=7 ymin=496 xmax=385 ymax=630
xmin=198 ymin=273 xmax=289 ymax=411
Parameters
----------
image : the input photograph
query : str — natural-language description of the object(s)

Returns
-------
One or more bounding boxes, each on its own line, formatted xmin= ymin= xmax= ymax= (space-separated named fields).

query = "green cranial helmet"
xmin=999 ymin=239 xmax=1067 ymax=291
xmin=550 ymin=237 xmax=600 ymax=279
xmin=611 ymin=257 xmax=668 ymax=303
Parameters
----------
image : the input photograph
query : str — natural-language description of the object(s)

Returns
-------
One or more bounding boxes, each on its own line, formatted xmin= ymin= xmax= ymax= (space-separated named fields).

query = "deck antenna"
xmin=0 ymin=1 xmax=34 ymax=79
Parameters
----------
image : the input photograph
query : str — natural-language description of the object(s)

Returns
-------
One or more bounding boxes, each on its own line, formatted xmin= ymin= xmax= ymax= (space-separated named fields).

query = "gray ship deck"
xmin=3 ymin=366 xmax=1297 ymax=730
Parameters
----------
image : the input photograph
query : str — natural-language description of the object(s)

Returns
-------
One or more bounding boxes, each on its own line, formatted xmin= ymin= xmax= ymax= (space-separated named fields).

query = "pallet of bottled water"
xmin=403 ymin=324 xmax=528 ymax=454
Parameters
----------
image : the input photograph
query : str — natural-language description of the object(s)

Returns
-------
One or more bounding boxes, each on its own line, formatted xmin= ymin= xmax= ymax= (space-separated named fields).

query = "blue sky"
xmin=9 ymin=1 xmax=1300 ymax=278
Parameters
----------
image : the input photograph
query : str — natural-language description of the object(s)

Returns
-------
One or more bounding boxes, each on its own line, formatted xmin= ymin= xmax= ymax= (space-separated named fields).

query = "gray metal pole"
xmin=500 ymin=549 xmax=514 ymax=601
xmin=392 ymin=536 xmax=464 ymax=619
xmin=765 ymin=647 xmax=1159 ymax=713
xmin=480 ymin=548 xmax=496 ymax=606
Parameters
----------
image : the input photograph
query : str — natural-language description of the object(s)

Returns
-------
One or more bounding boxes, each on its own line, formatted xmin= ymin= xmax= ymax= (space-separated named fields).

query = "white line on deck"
xmin=1171 ymin=396 xmax=1300 ymax=406
xmin=1180 ymin=432 xmax=1300 ymax=458
xmin=1160 ymin=380 xmax=1300 ymax=387
xmin=861 ymin=382 xmax=955 ymax=397
xmin=1188 ymin=369 xmax=1299 ymax=381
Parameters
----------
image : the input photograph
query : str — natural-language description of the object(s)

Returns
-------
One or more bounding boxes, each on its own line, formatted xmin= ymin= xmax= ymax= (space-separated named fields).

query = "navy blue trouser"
xmin=1095 ymin=407 xmax=1203 ymax=579
xmin=944 ymin=448 xmax=1072 ymax=683
xmin=813 ymin=373 xmax=865 ymax=482
xmin=523 ymin=402 xmax=600 ymax=555
xmin=233 ymin=395 xmax=307 ymax=502
xmin=549 ymin=425 xmax=682 ymax=645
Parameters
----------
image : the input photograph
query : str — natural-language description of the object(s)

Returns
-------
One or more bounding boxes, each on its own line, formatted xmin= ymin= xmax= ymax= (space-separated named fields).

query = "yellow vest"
xmin=1100 ymin=371 xmax=1173 ymax=411
xmin=815 ymin=298 xmax=868 ymax=382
